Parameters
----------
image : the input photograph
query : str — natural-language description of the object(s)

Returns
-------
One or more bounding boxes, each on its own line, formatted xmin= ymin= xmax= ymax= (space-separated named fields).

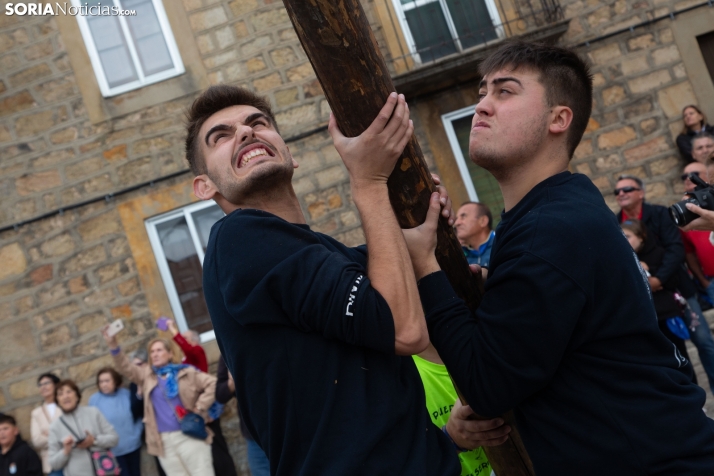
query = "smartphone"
xmin=156 ymin=316 xmax=170 ymax=332
xmin=106 ymin=319 xmax=124 ymax=337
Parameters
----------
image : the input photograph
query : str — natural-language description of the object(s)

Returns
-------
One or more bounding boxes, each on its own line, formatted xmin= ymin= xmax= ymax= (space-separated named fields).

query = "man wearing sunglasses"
xmin=615 ymin=174 xmax=683 ymax=293
xmin=615 ymin=173 xmax=714 ymax=394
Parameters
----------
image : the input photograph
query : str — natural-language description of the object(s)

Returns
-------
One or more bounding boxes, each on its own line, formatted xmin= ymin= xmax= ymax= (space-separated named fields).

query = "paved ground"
xmin=687 ymin=309 xmax=714 ymax=415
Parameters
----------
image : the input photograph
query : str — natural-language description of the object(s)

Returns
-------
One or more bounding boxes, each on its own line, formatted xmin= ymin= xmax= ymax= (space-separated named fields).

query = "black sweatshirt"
xmin=420 ymin=172 xmax=714 ymax=475
xmin=617 ymin=202 xmax=685 ymax=285
xmin=203 ymin=209 xmax=459 ymax=476
xmin=0 ymin=437 xmax=42 ymax=476
xmin=636 ymin=235 xmax=682 ymax=320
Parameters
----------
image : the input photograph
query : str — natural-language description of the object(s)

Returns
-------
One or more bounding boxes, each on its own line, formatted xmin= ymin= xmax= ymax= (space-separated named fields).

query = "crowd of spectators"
xmin=2 ymin=95 xmax=714 ymax=476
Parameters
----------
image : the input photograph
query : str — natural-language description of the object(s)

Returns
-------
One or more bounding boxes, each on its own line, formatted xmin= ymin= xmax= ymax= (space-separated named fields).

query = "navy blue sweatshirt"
xmin=420 ymin=172 xmax=714 ymax=475
xmin=0 ymin=437 xmax=42 ymax=476
xmin=202 ymin=209 xmax=459 ymax=476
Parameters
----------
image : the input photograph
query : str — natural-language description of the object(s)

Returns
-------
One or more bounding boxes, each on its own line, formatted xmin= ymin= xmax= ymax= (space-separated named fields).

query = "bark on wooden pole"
xmin=280 ymin=1 xmax=535 ymax=474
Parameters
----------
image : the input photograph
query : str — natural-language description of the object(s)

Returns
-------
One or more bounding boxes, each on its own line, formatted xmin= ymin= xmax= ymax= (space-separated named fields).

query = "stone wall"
xmin=560 ymin=0 xmax=709 ymax=209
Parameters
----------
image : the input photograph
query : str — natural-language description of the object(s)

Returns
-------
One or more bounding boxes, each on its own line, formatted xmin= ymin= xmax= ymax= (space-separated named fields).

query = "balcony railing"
xmin=371 ymin=0 xmax=564 ymax=76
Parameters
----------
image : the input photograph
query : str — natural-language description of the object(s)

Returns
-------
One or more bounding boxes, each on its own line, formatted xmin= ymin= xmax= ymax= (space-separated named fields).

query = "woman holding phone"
xmin=102 ymin=327 xmax=218 ymax=476
xmin=47 ymin=380 xmax=119 ymax=476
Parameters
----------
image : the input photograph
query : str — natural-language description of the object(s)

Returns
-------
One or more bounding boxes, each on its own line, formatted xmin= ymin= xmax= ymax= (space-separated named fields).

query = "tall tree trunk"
xmin=281 ymin=1 xmax=535 ymax=474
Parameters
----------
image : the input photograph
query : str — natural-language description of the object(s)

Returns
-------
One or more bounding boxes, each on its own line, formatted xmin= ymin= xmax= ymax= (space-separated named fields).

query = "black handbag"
xmin=59 ymin=416 xmax=121 ymax=475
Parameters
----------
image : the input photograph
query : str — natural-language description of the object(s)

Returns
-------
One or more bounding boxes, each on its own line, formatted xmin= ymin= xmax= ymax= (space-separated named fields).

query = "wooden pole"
xmin=280 ymin=1 xmax=535 ymax=475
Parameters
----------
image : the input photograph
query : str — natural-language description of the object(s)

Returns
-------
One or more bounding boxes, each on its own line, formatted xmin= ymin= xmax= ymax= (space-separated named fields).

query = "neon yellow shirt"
xmin=413 ymin=355 xmax=492 ymax=476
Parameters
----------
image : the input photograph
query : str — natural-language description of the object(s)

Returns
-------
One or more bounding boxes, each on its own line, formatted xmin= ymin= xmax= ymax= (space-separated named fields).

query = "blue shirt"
xmin=463 ymin=230 xmax=495 ymax=267
xmin=88 ymin=388 xmax=143 ymax=456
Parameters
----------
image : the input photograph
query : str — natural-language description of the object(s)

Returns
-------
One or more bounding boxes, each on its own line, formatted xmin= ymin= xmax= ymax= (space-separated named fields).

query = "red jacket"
xmin=173 ymin=334 xmax=208 ymax=372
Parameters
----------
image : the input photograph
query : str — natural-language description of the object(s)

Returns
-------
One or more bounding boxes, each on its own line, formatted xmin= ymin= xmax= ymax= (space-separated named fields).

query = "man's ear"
xmin=193 ymin=174 xmax=218 ymax=200
xmin=478 ymin=214 xmax=489 ymax=228
xmin=549 ymin=105 xmax=573 ymax=135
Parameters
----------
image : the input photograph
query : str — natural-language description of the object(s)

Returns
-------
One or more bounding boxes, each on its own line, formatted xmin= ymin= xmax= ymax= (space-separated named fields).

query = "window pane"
xmin=86 ymin=14 xmax=138 ymax=87
xmin=404 ymin=3 xmax=457 ymax=62
xmin=446 ymin=0 xmax=498 ymax=49
xmin=452 ymin=114 xmax=503 ymax=225
xmin=121 ymin=0 xmax=174 ymax=76
xmin=192 ymin=205 xmax=225 ymax=253
xmin=156 ymin=217 xmax=212 ymax=334
xmin=697 ymin=31 xmax=714 ymax=86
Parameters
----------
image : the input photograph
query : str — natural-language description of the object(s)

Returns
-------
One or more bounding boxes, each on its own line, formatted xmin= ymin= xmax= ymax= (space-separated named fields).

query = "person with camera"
xmin=680 ymin=162 xmax=714 ymax=307
xmin=679 ymin=149 xmax=714 ymax=233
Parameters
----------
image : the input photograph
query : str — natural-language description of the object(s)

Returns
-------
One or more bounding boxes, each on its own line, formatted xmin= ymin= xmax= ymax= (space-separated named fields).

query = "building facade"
xmin=0 ymin=0 xmax=713 ymax=474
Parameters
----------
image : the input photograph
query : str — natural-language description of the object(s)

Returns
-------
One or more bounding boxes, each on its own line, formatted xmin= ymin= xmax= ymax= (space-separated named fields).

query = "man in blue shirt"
xmin=454 ymin=202 xmax=495 ymax=266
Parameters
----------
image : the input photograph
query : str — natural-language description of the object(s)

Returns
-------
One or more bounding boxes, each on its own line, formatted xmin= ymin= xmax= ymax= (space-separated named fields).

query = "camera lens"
xmin=669 ymin=204 xmax=686 ymax=226
xmin=669 ymin=198 xmax=699 ymax=227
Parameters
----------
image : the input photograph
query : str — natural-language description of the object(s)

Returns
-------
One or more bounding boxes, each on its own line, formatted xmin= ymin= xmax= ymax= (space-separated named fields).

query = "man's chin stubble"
xmin=223 ymin=162 xmax=294 ymax=204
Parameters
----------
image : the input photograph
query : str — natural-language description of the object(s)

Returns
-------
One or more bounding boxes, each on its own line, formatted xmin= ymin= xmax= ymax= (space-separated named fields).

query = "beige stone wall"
xmin=560 ymin=0 xmax=711 ymax=209
xmin=0 ymin=0 xmax=344 ymax=231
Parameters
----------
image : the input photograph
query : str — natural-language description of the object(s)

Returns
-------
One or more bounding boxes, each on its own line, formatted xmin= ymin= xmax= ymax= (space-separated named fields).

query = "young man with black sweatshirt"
xmin=0 ymin=414 xmax=42 ymax=476
xmin=402 ymin=41 xmax=714 ymax=475
xmin=186 ymin=86 xmax=508 ymax=475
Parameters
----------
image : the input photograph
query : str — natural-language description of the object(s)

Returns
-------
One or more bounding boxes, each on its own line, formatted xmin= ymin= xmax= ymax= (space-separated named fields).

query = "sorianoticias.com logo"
xmin=4 ymin=3 xmax=137 ymax=16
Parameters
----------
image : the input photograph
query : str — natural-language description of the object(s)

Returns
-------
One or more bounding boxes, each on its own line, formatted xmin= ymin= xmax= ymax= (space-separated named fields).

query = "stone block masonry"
xmin=561 ymin=0 xmax=703 ymax=210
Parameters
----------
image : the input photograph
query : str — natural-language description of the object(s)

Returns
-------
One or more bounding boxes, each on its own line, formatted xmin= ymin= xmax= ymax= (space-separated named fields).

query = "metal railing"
xmin=371 ymin=0 xmax=564 ymax=75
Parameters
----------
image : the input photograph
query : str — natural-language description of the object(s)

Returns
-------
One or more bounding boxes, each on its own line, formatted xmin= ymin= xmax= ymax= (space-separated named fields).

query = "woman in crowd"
xmin=89 ymin=368 xmax=143 ymax=476
xmin=30 ymin=373 xmax=62 ymax=476
xmin=128 ymin=349 xmax=167 ymax=476
xmin=102 ymin=329 xmax=218 ymax=476
xmin=677 ymin=105 xmax=714 ymax=162
xmin=621 ymin=220 xmax=695 ymax=367
xmin=47 ymin=380 xmax=119 ymax=476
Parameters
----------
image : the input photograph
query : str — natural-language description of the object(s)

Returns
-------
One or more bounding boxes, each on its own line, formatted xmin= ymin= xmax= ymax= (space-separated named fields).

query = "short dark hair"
xmin=0 ymin=414 xmax=16 ymax=427
xmin=461 ymin=201 xmax=493 ymax=230
xmin=55 ymin=380 xmax=81 ymax=402
xmin=617 ymin=174 xmax=645 ymax=193
xmin=621 ymin=218 xmax=647 ymax=244
xmin=479 ymin=40 xmax=593 ymax=159
xmin=692 ymin=131 xmax=714 ymax=147
xmin=37 ymin=373 xmax=60 ymax=386
xmin=185 ymin=85 xmax=278 ymax=176
xmin=96 ymin=367 xmax=123 ymax=390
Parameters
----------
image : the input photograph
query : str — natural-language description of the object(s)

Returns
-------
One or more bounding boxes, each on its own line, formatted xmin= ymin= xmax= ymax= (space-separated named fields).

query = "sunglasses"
xmin=680 ymin=171 xmax=701 ymax=181
xmin=614 ymin=186 xmax=641 ymax=196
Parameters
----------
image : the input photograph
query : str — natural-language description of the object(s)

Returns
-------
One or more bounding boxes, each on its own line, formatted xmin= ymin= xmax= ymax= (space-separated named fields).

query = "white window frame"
xmin=442 ymin=105 xmax=479 ymax=201
xmin=392 ymin=0 xmax=503 ymax=64
xmin=145 ymin=200 xmax=223 ymax=343
xmin=72 ymin=0 xmax=185 ymax=97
